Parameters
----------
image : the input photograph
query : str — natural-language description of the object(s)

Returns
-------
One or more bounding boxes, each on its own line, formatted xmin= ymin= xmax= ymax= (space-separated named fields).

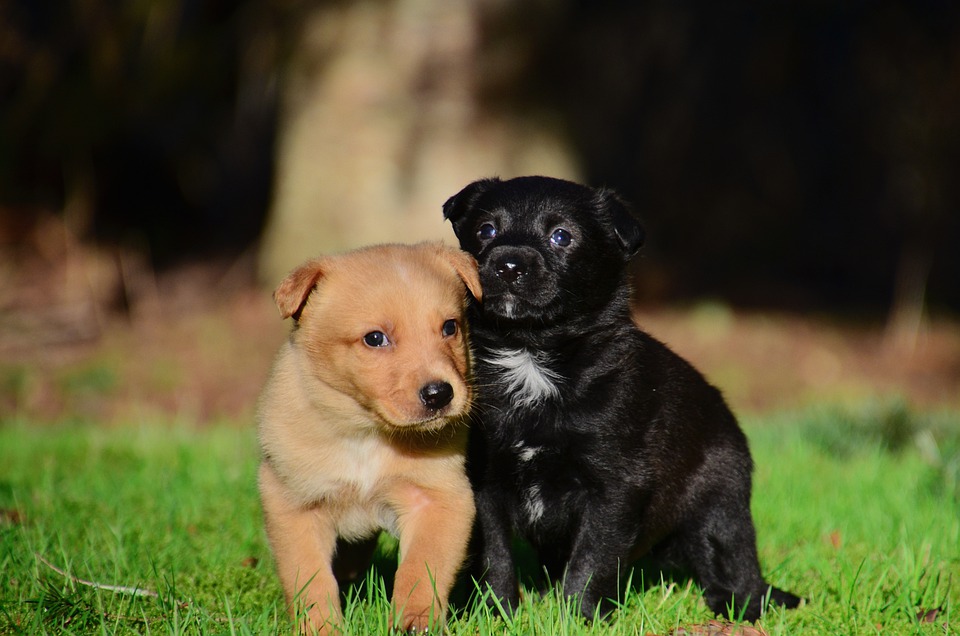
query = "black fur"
xmin=443 ymin=176 xmax=801 ymax=621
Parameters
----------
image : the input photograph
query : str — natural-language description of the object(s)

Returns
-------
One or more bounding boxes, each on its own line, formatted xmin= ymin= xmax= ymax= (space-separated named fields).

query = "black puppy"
xmin=443 ymin=176 xmax=801 ymax=621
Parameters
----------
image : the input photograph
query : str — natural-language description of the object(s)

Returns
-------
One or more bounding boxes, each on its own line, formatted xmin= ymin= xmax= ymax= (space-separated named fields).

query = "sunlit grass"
xmin=1 ymin=405 xmax=957 ymax=634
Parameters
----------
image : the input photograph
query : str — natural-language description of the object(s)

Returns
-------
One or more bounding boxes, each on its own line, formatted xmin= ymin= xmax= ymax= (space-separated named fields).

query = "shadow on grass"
xmin=439 ymin=535 xmax=707 ymax=621
xmin=803 ymin=399 xmax=960 ymax=504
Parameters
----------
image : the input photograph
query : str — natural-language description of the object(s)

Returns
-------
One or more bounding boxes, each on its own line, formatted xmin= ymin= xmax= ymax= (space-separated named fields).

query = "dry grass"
xmin=2 ymin=215 xmax=958 ymax=426
xmin=3 ymin=286 xmax=959 ymax=427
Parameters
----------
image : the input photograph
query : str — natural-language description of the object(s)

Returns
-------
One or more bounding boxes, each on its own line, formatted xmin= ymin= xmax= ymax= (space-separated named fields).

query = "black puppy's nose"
xmin=420 ymin=382 xmax=454 ymax=411
xmin=495 ymin=259 xmax=525 ymax=284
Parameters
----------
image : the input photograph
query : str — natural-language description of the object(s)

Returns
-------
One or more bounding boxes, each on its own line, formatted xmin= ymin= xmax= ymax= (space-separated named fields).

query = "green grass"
xmin=1 ymin=404 xmax=957 ymax=635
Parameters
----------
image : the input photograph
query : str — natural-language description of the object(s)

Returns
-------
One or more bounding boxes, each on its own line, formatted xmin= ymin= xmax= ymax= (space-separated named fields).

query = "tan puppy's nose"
xmin=419 ymin=382 xmax=454 ymax=411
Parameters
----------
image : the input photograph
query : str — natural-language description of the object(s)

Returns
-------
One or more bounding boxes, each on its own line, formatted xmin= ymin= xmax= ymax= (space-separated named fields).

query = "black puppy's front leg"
xmin=474 ymin=489 xmax=520 ymax=614
xmin=562 ymin=512 xmax=635 ymax=619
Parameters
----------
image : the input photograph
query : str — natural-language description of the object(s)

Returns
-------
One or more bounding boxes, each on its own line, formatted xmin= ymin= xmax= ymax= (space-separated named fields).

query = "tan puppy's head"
xmin=274 ymin=242 xmax=482 ymax=432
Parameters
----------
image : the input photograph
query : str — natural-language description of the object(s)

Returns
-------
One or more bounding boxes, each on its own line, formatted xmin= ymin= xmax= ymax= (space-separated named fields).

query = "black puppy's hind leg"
xmin=332 ymin=535 xmax=379 ymax=585
xmin=682 ymin=497 xmax=800 ymax=621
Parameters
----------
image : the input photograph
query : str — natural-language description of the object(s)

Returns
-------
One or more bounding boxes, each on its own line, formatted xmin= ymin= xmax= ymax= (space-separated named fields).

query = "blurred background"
xmin=1 ymin=0 xmax=958 ymax=425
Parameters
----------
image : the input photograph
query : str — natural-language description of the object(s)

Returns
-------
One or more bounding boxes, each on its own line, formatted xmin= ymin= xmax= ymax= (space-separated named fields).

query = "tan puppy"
xmin=258 ymin=243 xmax=482 ymax=634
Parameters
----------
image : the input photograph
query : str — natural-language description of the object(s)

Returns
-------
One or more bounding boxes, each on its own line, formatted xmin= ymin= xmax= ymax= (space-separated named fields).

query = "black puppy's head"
xmin=443 ymin=176 xmax=644 ymax=326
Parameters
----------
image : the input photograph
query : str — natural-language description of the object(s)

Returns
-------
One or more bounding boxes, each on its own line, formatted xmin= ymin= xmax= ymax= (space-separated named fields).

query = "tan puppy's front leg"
xmin=390 ymin=482 xmax=476 ymax=633
xmin=259 ymin=464 xmax=341 ymax=635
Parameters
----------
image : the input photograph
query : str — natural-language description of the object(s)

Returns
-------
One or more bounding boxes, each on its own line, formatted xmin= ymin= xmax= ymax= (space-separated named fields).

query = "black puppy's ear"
xmin=597 ymin=189 xmax=645 ymax=255
xmin=442 ymin=178 xmax=501 ymax=236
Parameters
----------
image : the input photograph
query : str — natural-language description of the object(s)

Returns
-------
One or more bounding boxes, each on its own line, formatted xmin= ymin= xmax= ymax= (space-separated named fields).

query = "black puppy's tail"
xmin=768 ymin=585 xmax=803 ymax=610
xmin=708 ymin=584 xmax=802 ymax=622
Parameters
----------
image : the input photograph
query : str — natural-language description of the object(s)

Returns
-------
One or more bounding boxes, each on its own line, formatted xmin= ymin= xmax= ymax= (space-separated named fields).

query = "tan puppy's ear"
xmin=434 ymin=243 xmax=482 ymax=302
xmin=273 ymin=258 xmax=326 ymax=320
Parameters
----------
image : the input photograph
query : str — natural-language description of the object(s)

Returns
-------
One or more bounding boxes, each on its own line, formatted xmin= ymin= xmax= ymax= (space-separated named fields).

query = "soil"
xmin=1 ymin=219 xmax=957 ymax=426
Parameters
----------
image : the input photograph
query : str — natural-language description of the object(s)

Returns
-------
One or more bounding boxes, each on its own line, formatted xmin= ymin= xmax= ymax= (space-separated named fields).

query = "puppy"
xmin=443 ymin=176 xmax=801 ymax=621
xmin=257 ymin=243 xmax=482 ymax=634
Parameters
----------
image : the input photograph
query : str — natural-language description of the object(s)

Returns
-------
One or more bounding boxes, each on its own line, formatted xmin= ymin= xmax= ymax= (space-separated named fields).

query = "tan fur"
xmin=258 ymin=242 xmax=481 ymax=634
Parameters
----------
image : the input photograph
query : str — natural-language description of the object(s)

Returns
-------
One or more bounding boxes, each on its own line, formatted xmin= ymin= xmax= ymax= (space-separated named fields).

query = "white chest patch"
xmin=484 ymin=348 xmax=562 ymax=409
xmin=517 ymin=445 xmax=541 ymax=462
xmin=522 ymin=484 xmax=545 ymax=524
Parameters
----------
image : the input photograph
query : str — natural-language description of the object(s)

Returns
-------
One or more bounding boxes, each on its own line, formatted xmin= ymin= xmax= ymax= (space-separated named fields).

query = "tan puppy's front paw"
xmin=298 ymin=611 xmax=340 ymax=636
xmin=395 ymin=609 xmax=435 ymax=634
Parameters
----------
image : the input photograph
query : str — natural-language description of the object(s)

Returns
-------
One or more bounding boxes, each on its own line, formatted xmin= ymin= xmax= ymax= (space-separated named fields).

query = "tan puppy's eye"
xmin=441 ymin=319 xmax=458 ymax=338
xmin=363 ymin=331 xmax=390 ymax=347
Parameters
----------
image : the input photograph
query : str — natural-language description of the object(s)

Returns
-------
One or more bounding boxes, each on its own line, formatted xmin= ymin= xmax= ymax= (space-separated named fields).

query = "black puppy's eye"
xmin=441 ymin=319 xmax=458 ymax=337
xmin=362 ymin=331 xmax=390 ymax=347
xmin=478 ymin=223 xmax=498 ymax=240
xmin=550 ymin=228 xmax=572 ymax=247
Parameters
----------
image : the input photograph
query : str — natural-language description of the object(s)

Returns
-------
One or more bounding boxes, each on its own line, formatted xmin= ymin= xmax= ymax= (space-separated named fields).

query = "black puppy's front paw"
xmin=566 ymin=586 xmax=620 ymax=623
xmin=480 ymin=582 xmax=520 ymax=619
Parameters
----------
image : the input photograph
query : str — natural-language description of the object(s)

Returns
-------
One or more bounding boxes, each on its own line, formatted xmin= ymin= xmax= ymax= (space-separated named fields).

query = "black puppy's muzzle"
xmin=479 ymin=245 xmax=558 ymax=321
xmin=486 ymin=245 xmax=541 ymax=287
xmin=495 ymin=257 xmax=525 ymax=284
